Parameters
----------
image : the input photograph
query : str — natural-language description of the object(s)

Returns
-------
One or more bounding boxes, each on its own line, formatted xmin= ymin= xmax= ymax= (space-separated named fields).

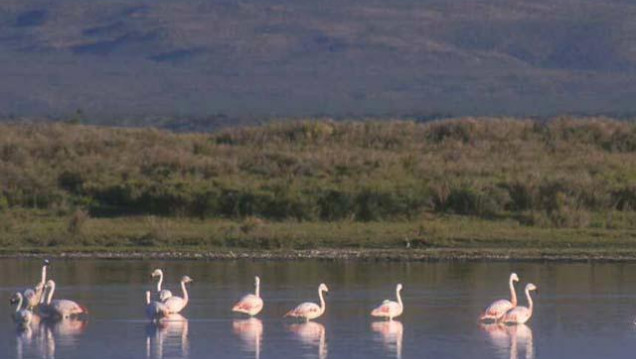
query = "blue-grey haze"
xmin=2 ymin=0 xmax=636 ymax=122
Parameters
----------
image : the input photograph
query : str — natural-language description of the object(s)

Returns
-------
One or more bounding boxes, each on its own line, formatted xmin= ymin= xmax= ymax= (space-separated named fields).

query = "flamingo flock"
xmin=10 ymin=260 xmax=88 ymax=329
xmin=480 ymin=272 xmax=538 ymax=325
xmin=10 ymin=262 xmax=540 ymax=340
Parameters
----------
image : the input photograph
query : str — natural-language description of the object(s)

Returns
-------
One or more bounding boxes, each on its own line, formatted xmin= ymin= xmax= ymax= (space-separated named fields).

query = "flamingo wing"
xmin=481 ymin=299 xmax=514 ymax=320
xmin=232 ymin=294 xmax=264 ymax=315
xmin=163 ymin=296 xmax=186 ymax=314
xmin=502 ymin=306 xmax=531 ymax=324
xmin=52 ymin=299 xmax=87 ymax=317
xmin=286 ymin=302 xmax=320 ymax=317
xmin=371 ymin=300 xmax=401 ymax=318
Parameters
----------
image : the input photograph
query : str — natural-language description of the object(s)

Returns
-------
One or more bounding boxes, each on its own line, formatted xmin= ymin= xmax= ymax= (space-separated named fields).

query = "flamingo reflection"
xmin=145 ymin=314 xmax=189 ymax=359
xmin=16 ymin=318 xmax=87 ymax=359
xmin=371 ymin=320 xmax=403 ymax=359
xmin=233 ymin=318 xmax=263 ymax=359
xmin=480 ymin=323 xmax=534 ymax=359
xmin=287 ymin=322 xmax=327 ymax=359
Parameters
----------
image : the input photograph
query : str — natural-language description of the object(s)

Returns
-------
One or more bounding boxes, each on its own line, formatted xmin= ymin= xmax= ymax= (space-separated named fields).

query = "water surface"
xmin=2 ymin=259 xmax=636 ymax=359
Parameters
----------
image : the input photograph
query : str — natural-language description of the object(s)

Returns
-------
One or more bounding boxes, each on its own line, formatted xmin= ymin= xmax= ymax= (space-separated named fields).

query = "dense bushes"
xmin=1 ymin=117 xmax=635 ymax=228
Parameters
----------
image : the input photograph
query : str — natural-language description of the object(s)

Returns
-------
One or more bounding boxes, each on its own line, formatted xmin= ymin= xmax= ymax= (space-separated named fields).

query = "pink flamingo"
xmin=371 ymin=284 xmax=404 ymax=321
xmin=232 ymin=276 xmax=264 ymax=317
xmin=163 ymin=276 xmax=193 ymax=314
xmin=480 ymin=272 xmax=519 ymax=321
xmin=284 ymin=283 xmax=329 ymax=322
xmin=24 ymin=259 xmax=50 ymax=309
xmin=501 ymin=283 xmax=537 ymax=325
xmin=38 ymin=280 xmax=88 ymax=319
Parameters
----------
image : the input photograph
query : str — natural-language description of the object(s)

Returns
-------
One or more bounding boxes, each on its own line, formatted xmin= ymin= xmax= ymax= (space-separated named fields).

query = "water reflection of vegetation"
xmin=1 ymin=118 xmax=636 ymax=252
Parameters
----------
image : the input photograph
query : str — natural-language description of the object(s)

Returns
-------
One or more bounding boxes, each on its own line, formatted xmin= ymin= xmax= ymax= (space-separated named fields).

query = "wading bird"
xmin=501 ymin=283 xmax=537 ymax=325
xmin=371 ymin=284 xmax=404 ymax=321
xmin=480 ymin=273 xmax=519 ymax=322
xmin=285 ymin=283 xmax=329 ymax=322
xmin=163 ymin=276 xmax=193 ymax=314
xmin=232 ymin=276 xmax=264 ymax=317
xmin=38 ymin=280 xmax=88 ymax=319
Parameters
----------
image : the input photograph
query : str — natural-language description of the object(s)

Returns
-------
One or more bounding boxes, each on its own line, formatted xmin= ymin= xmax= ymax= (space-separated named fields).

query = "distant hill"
xmin=3 ymin=0 xmax=636 ymax=123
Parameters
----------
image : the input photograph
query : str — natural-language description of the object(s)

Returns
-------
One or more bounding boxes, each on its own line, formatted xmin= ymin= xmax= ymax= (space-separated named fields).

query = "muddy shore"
xmin=3 ymin=248 xmax=636 ymax=262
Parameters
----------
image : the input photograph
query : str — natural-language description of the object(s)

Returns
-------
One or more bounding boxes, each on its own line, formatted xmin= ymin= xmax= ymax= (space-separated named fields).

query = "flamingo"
xmin=24 ymin=259 xmax=50 ymax=309
xmin=163 ymin=276 xmax=193 ymax=314
xmin=501 ymin=283 xmax=537 ymax=325
xmin=371 ymin=283 xmax=404 ymax=321
xmin=232 ymin=276 xmax=264 ymax=317
xmin=284 ymin=283 xmax=329 ymax=322
xmin=146 ymin=291 xmax=170 ymax=321
xmin=38 ymin=280 xmax=88 ymax=319
xmin=480 ymin=272 xmax=520 ymax=322
xmin=151 ymin=269 xmax=173 ymax=302
xmin=10 ymin=292 xmax=33 ymax=326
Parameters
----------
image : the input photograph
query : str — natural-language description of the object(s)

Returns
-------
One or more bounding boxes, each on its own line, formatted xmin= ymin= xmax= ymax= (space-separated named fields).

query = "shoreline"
xmin=4 ymin=248 xmax=636 ymax=262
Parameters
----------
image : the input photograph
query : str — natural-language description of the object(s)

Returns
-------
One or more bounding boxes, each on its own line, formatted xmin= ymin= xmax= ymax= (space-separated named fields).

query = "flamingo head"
xmin=150 ymin=269 xmax=163 ymax=278
xmin=319 ymin=283 xmax=329 ymax=293
xmin=526 ymin=283 xmax=537 ymax=292
xmin=510 ymin=273 xmax=519 ymax=282
xmin=396 ymin=283 xmax=403 ymax=291
xmin=43 ymin=259 xmax=50 ymax=267
xmin=181 ymin=275 xmax=193 ymax=284
xmin=45 ymin=279 xmax=55 ymax=288
xmin=23 ymin=289 xmax=36 ymax=301
xmin=9 ymin=292 xmax=21 ymax=305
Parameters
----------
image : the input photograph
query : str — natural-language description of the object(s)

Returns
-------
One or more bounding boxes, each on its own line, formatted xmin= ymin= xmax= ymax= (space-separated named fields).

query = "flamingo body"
xmin=233 ymin=276 xmax=264 ymax=317
xmin=39 ymin=280 xmax=88 ymax=319
xmin=480 ymin=272 xmax=519 ymax=321
xmin=285 ymin=283 xmax=328 ymax=322
xmin=371 ymin=284 xmax=404 ymax=321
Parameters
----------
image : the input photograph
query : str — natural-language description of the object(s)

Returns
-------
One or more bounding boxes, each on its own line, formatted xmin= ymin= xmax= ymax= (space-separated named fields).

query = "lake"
xmin=2 ymin=259 xmax=636 ymax=359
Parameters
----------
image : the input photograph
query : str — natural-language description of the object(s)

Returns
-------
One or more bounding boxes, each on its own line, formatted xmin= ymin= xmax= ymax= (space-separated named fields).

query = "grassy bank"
xmin=2 ymin=212 xmax=636 ymax=260
xmin=2 ymin=117 xmax=636 ymax=259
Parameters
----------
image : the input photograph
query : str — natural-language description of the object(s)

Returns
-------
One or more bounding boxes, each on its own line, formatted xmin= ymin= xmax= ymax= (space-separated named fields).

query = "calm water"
xmin=2 ymin=259 xmax=636 ymax=359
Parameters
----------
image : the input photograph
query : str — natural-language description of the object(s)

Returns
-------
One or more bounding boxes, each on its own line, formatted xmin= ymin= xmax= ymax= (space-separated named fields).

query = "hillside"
xmin=3 ymin=1 xmax=636 ymax=121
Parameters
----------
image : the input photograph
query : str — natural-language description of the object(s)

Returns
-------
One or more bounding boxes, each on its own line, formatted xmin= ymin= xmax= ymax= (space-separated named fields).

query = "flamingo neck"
xmin=255 ymin=278 xmax=260 ymax=298
xmin=318 ymin=288 xmax=326 ymax=315
xmin=46 ymin=282 xmax=55 ymax=305
xmin=526 ymin=288 xmax=534 ymax=315
xmin=181 ymin=280 xmax=189 ymax=304
xmin=509 ymin=277 xmax=517 ymax=306
xmin=396 ymin=286 xmax=403 ymax=310
xmin=157 ymin=271 xmax=164 ymax=292
xmin=146 ymin=291 xmax=151 ymax=305
xmin=15 ymin=294 xmax=23 ymax=313
xmin=41 ymin=265 xmax=47 ymax=286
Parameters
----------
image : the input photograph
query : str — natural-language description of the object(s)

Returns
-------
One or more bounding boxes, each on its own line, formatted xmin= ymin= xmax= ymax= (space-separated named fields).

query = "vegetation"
xmin=1 ymin=117 xmax=636 ymax=253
